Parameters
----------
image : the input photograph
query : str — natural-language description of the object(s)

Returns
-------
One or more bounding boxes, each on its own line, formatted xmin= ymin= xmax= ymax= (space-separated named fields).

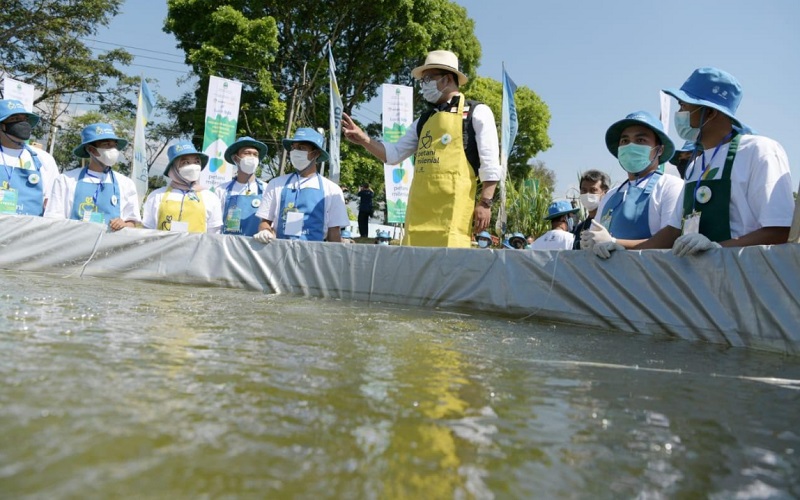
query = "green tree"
xmin=164 ymin=0 xmax=481 ymax=178
xmin=463 ymin=76 xmax=552 ymax=180
xmin=0 ymin=0 xmax=137 ymax=147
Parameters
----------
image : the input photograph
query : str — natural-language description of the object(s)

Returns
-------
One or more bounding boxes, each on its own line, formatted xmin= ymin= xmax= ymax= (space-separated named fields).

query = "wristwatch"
xmin=478 ymin=197 xmax=493 ymax=209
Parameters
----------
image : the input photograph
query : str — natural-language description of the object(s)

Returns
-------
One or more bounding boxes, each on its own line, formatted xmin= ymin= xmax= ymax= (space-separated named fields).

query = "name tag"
xmin=0 ymin=188 xmax=18 ymax=215
xmin=682 ymin=211 xmax=701 ymax=235
xmin=170 ymin=221 xmax=189 ymax=233
xmin=285 ymin=210 xmax=304 ymax=237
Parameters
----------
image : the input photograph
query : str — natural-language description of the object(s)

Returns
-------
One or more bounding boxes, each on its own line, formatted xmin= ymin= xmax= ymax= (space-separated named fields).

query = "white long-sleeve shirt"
xmin=382 ymin=97 xmax=502 ymax=183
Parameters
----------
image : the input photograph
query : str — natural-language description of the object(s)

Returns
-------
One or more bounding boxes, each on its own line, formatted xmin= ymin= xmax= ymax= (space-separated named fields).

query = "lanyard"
xmin=0 ymin=143 xmax=22 ymax=187
xmin=288 ymin=172 xmax=320 ymax=207
xmin=605 ymin=169 xmax=659 ymax=215
xmin=170 ymin=187 xmax=197 ymax=221
xmin=688 ymin=131 xmax=734 ymax=212
xmin=84 ymin=168 xmax=109 ymax=206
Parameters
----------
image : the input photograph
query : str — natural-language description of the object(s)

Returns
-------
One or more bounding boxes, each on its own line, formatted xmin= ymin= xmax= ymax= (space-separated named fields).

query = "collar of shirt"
xmin=433 ymin=94 xmax=461 ymax=112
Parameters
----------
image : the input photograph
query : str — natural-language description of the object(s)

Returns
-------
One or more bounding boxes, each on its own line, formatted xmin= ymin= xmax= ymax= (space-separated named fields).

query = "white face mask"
xmin=419 ymin=80 xmax=443 ymax=104
xmin=478 ymin=239 xmax=490 ymax=248
xmin=177 ymin=163 xmax=201 ymax=182
xmin=579 ymin=193 xmax=602 ymax=211
xmin=237 ymin=156 xmax=259 ymax=175
xmin=289 ymin=150 xmax=314 ymax=172
xmin=91 ymin=147 xmax=120 ymax=167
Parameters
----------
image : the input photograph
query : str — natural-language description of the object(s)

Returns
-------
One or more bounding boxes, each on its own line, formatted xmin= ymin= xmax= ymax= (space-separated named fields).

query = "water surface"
xmin=1 ymin=270 xmax=798 ymax=498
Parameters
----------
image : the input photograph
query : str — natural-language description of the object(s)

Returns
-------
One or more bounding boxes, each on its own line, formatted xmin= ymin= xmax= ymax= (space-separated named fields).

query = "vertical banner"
xmin=200 ymin=76 xmax=242 ymax=188
xmin=327 ymin=43 xmax=343 ymax=184
xmin=132 ymin=79 xmax=155 ymax=203
xmin=659 ymin=91 xmax=671 ymax=136
xmin=382 ymin=84 xmax=414 ymax=224
xmin=2 ymin=77 xmax=35 ymax=112
xmin=496 ymin=64 xmax=518 ymax=234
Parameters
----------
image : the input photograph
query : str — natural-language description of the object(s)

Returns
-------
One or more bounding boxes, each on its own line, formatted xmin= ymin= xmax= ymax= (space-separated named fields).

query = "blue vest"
xmin=69 ymin=167 xmax=121 ymax=223
xmin=600 ymin=171 xmax=662 ymax=240
xmin=0 ymin=145 xmax=45 ymax=216
xmin=222 ymin=179 xmax=265 ymax=236
xmin=276 ymin=173 xmax=326 ymax=241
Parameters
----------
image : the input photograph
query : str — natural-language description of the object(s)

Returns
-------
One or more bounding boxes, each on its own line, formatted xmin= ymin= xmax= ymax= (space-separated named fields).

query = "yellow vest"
xmin=403 ymin=95 xmax=476 ymax=248
xmin=156 ymin=186 xmax=207 ymax=233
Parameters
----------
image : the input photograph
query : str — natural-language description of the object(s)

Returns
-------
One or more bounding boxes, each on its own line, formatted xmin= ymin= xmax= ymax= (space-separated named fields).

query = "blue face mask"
xmin=617 ymin=143 xmax=656 ymax=174
xmin=478 ymin=239 xmax=489 ymax=248
xmin=674 ymin=111 xmax=701 ymax=142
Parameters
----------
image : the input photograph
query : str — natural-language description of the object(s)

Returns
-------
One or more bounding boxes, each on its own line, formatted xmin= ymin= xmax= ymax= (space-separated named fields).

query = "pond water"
xmin=1 ymin=270 xmax=798 ymax=498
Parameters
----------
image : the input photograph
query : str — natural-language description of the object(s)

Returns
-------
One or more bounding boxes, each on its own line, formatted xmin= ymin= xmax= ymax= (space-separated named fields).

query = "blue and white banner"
xmin=132 ymin=79 xmax=155 ymax=203
xmin=497 ymin=64 xmax=518 ymax=234
xmin=327 ymin=43 xmax=343 ymax=184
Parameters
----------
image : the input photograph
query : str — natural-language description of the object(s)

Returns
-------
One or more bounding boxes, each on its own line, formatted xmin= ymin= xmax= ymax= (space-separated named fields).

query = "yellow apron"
xmin=156 ymin=186 xmax=207 ymax=233
xmin=403 ymin=95 xmax=476 ymax=248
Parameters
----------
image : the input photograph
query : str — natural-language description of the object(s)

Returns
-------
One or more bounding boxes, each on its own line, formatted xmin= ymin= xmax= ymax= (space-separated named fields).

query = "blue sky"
xmin=96 ymin=0 xmax=800 ymax=196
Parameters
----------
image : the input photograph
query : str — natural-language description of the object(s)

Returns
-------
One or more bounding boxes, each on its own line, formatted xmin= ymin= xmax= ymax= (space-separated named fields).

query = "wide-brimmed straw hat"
xmin=411 ymin=50 xmax=468 ymax=86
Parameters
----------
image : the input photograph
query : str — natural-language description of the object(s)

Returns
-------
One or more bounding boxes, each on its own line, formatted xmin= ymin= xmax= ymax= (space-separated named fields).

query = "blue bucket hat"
xmin=662 ymin=67 xmax=744 ymax=128
xmin=164 ymin=141 xmax=209 ymax=175
xmin=0 ymin=99 xmax=39 ymax=127
xmin=605 ymin=111 xmax=675 ymax=165
xmin=341 ymin=229 xmax=352 ymax=239
xmin=376 ymin=230 xmax=391 ymax=240
xmin=73 ymin=123 xmax=129 ymax=158
xmin=476 ymin=230 xmax=492 ymax=240
xmin=282 ymin=127 xmax=329 ymax=163
xmin=545 ymin=200 xmax=579 ymax=221
xmin=224 ymin=136 xmax=268 ymax=164
xmin=508 ymin=232 xmax=527 ymax=248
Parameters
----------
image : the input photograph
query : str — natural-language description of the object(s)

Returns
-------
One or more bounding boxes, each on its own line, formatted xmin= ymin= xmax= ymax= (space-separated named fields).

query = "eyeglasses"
xmin=420 ymin=73 xmax=446 ymax=84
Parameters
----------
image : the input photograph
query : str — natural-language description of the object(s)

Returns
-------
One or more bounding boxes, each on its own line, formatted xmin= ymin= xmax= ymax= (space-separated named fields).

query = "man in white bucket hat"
xmin=642 ymin=67 xmax=794 ymax=256
xmin=342 ymin=50 xmax=501 ymax=248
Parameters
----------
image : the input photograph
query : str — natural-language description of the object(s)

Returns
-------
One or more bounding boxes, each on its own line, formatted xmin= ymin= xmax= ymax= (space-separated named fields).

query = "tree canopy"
xmin=0 ymin=0 xmax=137 ymax=142
xmin=164 ymin=0 xmax=482 ymax=170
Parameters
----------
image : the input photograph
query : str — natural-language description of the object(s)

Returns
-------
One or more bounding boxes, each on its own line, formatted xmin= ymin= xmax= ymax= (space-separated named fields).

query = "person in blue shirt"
xmin=216 ymin=136 xmax=268 ymax=236
xmin=0 ymin=99 xmax=60 ymax=216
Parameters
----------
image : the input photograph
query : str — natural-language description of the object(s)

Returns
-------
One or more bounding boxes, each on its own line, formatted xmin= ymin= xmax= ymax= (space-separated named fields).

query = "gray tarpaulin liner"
xmin=2 ymin=214 xmax=799 ymax=354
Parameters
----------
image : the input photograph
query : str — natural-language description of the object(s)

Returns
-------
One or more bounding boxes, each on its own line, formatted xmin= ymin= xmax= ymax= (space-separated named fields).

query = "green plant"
xmin=504 ymin=175 xmax=552 ymax=239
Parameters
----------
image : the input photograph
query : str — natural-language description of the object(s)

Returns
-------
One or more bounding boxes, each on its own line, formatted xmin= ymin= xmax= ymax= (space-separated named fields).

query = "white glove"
xmin=582 ymin=220 xmax=614 ymax=250
xmin=593 ymin=240 xmax=626 ymax=259
xmin=253 ymin=229 xmax=275 ymax=244
xmin=672 ymin=233 xmax=721 ymax=257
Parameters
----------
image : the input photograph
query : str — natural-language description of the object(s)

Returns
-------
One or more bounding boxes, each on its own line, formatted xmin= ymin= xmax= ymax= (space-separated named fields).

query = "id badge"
xmin=682 ymin=211 xmax=701 ymax=235
xmin=225 ymin=207 xmax=242 ymax=233
xmin=0 ymin=187 xmax=18 ymax=215
xmin=285 ymin=210 xmax=304 ymax=237
xmin=600 ymin=211 xmax=612 ymax=230
xmin=170 ymin=221 xmax=190 ymax=233
xmin=88 ymin=211 xmax=106 ymax=225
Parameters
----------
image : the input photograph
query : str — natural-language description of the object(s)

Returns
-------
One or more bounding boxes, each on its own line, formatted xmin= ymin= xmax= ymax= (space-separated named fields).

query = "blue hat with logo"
xmin=224 ymin=136 xmax=268 ymax=164
xmin=476 ymin=230 xmax=492 ymax=240
xmin=662 ymin=67 xmax=744 ymax=128
xmin=341 ymin=229 xmax=352 ymax=239
xmin=605 ymin=111 xmax=675 ymax=165
xmin=164 ymin=140 xmax=209 ymax=175
xmin=376 ymin=230 xmax=391 ymax=240
xmin=0 ymin=99 xmax=39 ymax=127
xmin=545 ymin=200 xmax=579 ymax=221
xmin=282 ymin=127 xmax=329 ymax=163
xmin=73 ymin=123 xmax=129 ymax=158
